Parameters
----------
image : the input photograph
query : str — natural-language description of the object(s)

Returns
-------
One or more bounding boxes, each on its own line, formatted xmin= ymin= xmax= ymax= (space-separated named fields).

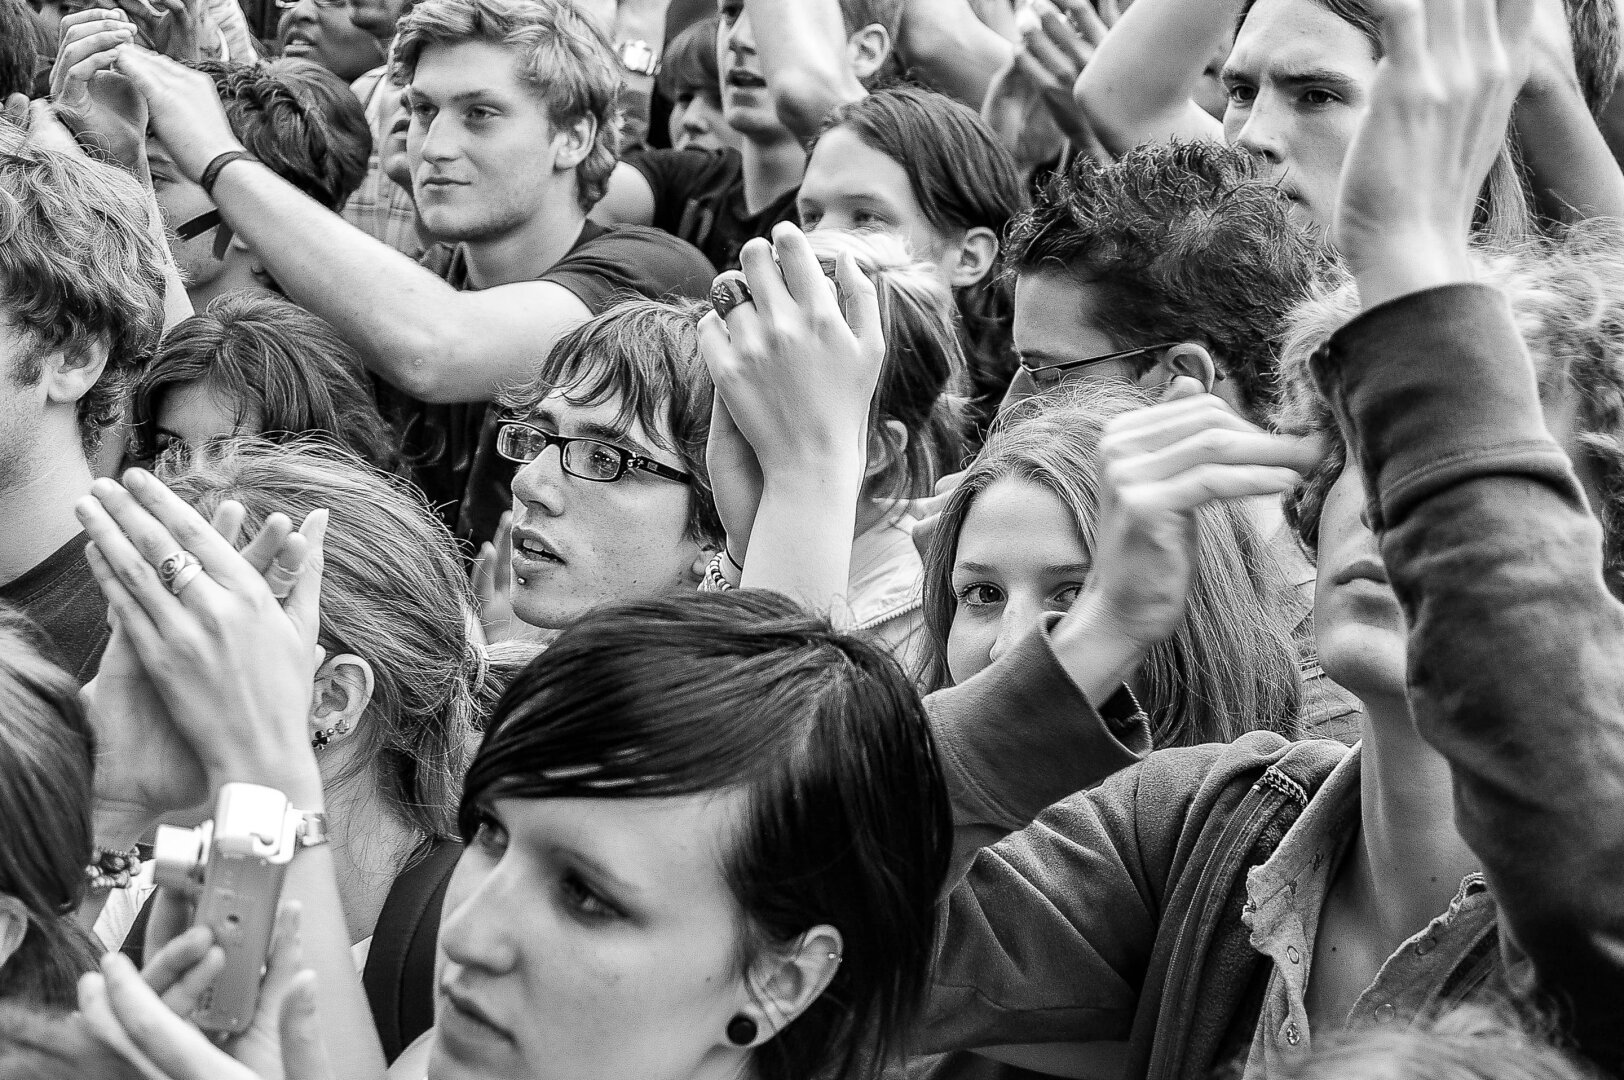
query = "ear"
xmin=1151 ymin=342 xmax=1217 ymax=393
xmin=844 ymin=23 xmax=892 ymax=83
xmin=308 ymin=653 xmax=375 ymax=751
xmin=552 ymin=114 xmax=597 ymax=174
xmin=729 ymin=926 xmax=846 ymax=1048
xmin=0 ymin=894 xmax=30 ymax=976
xmin=40 ymin=340 xmax=111 ymax=409
xmin=947 ymin=227 xmax=1000 ymax=289
xmin=863 ymin=419 xmax=910 ymax=483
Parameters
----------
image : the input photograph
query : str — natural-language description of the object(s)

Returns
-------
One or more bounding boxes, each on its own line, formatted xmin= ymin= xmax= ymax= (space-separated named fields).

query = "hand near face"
xmin=1331 ymin=0 xmax=1532 ymax=307
xmin=699 ymin=223 xmax=886 ymax=482
xmin=982 ymin=0 xmax=1112 ymax=161
xmin=109 ymin=44 xmax=245 ymax=182
xmin=1066 ymin=378 xmax=1320 ymax=661
xmin=76 ymin=467 xmax=327 ymax=803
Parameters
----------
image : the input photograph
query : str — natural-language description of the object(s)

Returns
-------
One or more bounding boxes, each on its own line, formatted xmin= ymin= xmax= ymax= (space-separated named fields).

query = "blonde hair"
xmin=162 ymin=440 xmax=489 ymax=838
xmin=921 ymin=380 xmax=1303 ymax=745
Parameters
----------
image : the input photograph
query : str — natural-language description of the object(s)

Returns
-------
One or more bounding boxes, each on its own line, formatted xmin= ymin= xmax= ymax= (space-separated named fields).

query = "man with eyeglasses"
xmin=107 ymin=0 xmax=714 ymax=547
xmin=1004 ymin=139 xmax=1359 ymax=739
xmin=484 ymin=300 xmax=723 ymax=632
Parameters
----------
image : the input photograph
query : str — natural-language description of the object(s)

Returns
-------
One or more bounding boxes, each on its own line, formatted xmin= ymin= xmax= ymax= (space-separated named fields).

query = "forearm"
xmin=1317 ymin=284 xmax=1624 ymax=1068
xmin=1072 ymin=0 xmax=1230 ymax=152
xmin=740 ymin=462 xmax=865 ymax=615
xmin=206 ymin=159 xmax=490 ymax=401
xmin=747 ymin=0 xmax=866 ymax=140
xmin=898 ymin=0 xmax=1014 ymax=108
xmin=928 ymin=612 xmax=1146 ymax=887
xmin=611 ymin=1 xmax=671 ymax=156
xmin=1514 ymin=78 xmax=1624 ymax=223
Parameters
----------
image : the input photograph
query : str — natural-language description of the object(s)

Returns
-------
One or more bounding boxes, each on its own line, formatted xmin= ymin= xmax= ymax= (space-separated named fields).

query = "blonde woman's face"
xmin=945 ymin=477 xmax=1092 ymax=684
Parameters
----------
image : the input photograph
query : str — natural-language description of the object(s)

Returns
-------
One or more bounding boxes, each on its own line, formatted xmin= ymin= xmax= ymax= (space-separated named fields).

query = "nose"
xmin=724 ymin=7 xmax=755 ymax=59
xmin=509 ymin=442 xmax=566 ymax=515
xmin=416 ymin=109 xmax=459 ymax=164
xmin=987 ymin=594 xmax=1041 ymax=667
xmin=1229 ymin=95 xmax=1286 ymax=165
xmin=439 ymin=859 xmax=520 ymax=977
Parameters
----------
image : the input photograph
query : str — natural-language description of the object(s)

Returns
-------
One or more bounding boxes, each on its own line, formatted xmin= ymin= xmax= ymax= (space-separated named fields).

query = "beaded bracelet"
xmin=85 ymin=846 xmax=143 ymax=891
xmin=699 ymin=551 xmax=735 ymax=592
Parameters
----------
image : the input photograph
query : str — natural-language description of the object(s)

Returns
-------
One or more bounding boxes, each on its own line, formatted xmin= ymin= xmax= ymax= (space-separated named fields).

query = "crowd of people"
xmin=1 ymin=0 xmax=1623 ymax=1076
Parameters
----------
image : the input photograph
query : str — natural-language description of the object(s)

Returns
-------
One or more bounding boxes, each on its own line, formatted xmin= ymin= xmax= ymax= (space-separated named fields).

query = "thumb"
xmin=279 ymin=972 xmax=335 ymax=1080
xmin=286 ymin=508 xmax=328 ymax=652
xmin=1160 ymin=374 xmax=1207 ymax=402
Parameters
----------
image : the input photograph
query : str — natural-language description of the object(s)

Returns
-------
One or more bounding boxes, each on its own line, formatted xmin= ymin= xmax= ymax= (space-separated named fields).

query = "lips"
xmin=725 ymin=68 xmax=767 ymax=89
xmin=440 ymin=984 xmax=512 ymax=1043
xmin=510 ymin=527 xmax=565 ymax=577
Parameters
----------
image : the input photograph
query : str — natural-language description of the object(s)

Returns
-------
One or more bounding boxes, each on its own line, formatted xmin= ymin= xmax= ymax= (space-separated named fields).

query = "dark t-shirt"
xmin=0 ymin=533 xmax=110 ymax=684
xmin=626 ymin=146 xmax=800 ymax=271
xmin=379 ymin=220 xmax=714 ymax=549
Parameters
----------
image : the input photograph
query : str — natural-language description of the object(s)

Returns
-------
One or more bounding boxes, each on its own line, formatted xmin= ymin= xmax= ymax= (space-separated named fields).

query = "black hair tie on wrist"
xmin=199 ymin=150 xmax=256 ymax=198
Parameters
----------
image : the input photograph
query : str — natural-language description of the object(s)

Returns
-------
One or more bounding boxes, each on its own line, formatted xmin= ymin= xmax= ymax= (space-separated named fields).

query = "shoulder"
xmin=624 ymin=146 xmax=743 ymax=189
xmin=551 ymin=224 xmax=716 ymax=302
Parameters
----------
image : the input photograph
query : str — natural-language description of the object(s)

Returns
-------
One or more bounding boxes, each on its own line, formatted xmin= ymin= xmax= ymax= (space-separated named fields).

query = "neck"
xmin=1348 ymin=693 xmax=1481 ymax=948
xmin=740 ymin=134 xmax=806 ymax=215
xmin=0 ymin=433 xmax=93 ymax=585
xmin=462 ymin=186 xmax=588 ymax=290
xmin=323 ymin=767 xmax=425 ymax=945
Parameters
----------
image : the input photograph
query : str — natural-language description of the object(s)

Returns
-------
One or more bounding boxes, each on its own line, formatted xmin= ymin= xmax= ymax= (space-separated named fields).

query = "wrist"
xmin=1050 ymin=593 xmax=1151 ymax=709
xmin=180 ymin=139 xmax=249 ymax=186
xmin=206 ymin=755 xmax=325 ymax=811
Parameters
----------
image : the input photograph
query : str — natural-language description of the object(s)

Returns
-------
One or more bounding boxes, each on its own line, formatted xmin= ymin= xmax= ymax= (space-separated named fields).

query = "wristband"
xmin=199 ymin=150 xmax=256 ymax=197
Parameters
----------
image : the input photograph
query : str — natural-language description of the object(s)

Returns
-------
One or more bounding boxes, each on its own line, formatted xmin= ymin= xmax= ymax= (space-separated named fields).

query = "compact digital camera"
xmin=153 ymin=783 xmax=303 ymax=1034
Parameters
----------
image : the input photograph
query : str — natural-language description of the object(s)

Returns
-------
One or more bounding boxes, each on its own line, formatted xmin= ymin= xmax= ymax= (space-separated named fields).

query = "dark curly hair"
xmin=198 ymin=57 xmax=372 ymax=211
xmin=1277 ymin=222 xmax=1624 ymax=601
xmin=1004 ymin=140 xmax=1330 ymax=425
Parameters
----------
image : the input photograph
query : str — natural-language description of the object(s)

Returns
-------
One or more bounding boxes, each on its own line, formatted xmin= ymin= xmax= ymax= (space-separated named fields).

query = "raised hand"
xmin=982 ymin=0 xmax=1114 ymax=164
xmin=109 ymin=44 xmax=243 ymax=183
xmin=1332 ymin=0 xmax=1533 ymax=307
xmin=696 ymin=222 xmax=885 ymax=608
xmin=1054 ymin=378 xmax=1320 ymax=697
xmin=75 ymin=468 xmax=327 ymax=805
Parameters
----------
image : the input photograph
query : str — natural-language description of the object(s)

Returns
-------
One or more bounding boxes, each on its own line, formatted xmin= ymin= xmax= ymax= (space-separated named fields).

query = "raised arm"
xmin=1326 ymin=0 xmax=1624 ymax=1066
xmin=895 ymin=0 xmax=1014 ymax=110
xmin=746 ymin=0 xmax=867 ymax=140
xmin=112 ymin=46 xmax=594 ymax=405
xmin=1071 ymin=0 xmax=1225 ymax=153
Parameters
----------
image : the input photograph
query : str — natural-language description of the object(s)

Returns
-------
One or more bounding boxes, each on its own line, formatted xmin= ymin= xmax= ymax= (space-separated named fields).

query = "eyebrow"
xmin=954 ymin=560 xmax=1093 ymax=576
xmin=521 ymin=408 xmax=656 ymax=457
xmin=1222 ymin=65 xmax=1363 ymax=95
xmin=560 ymin=845 xmax=647 ymax=898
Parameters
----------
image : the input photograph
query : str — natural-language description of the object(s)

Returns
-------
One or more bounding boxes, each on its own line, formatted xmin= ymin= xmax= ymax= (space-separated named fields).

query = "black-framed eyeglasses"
xmin=495 ymin=421 xmax=693 ymax=486
xmin=1021 ymin=342 xmax=1186 ymax=387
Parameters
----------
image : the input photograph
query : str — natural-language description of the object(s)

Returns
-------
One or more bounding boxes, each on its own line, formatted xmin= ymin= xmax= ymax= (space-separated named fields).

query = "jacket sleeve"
xmin=1313 ymin=283 xmax=1624 ymax=1070
xmin=924 ymin=611 xmax=1150 ymax=887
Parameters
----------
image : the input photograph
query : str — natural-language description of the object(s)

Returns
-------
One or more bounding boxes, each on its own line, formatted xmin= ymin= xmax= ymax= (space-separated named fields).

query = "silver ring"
xmin=709 ymin=271 xmax=753 ymax=320
xmin=156 ymin=550 xmax=202 ymax=595
xmin=169 ymin=562 xmax=206 ymax=596
xmin=263 ymin=560 xmax=301 ymax=600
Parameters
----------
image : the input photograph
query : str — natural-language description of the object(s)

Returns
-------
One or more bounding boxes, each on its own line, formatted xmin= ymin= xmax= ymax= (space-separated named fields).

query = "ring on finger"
xmin=710 ymin=271 xmax=753 ymax=320
xmin=263 ymin=560 xmax=301 ymax=600
xmin=156 ymin=550 xmax=204 ymax=596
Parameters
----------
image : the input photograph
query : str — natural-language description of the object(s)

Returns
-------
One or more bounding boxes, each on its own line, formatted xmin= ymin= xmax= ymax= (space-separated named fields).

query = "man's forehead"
xmin=1227 ymin=0 xmax=1375 ymax=77
xmin=525 ymin=386 xmax=662 ymax=444
xmin=410 ymin=40 xmax=532 ymax=99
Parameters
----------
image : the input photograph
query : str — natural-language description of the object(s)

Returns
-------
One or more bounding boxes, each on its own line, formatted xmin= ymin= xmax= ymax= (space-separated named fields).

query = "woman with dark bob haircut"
xmin=388 ymin=589 xmax=953 ymax=1080
xmin=131 ymin=293 xmax=404 ymax=475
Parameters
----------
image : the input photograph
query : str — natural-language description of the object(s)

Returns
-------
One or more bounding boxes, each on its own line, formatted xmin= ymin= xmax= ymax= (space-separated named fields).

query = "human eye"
xmin=466 ymin=105 xmax=499 ymax=124
xmin=852 ymin=210 xmax=889 ymax=231
xmin=717 ymin=0 xmax=741 ymax=24
xmin=574 ymin=440 xmax=625 ymax=480
xmin=1052 ymin=583 xmax=1085 ymax=608
xmin=955 ymin=582 xmax=1004 ymax=609
xmin=798 ymin=205 xmax=823 ymax=229
xmin=1300 ymin=87 xmax=1341 ymax=106
xmin=1224 ymin=80 xmax=1256 ymax=106
xmin=471 ymin=810 xmax=509 ymax=857
xmin=560 ymin=870 xmax=623 ymax=921
xmin=410 ymin=98 xmax=436 ymax=121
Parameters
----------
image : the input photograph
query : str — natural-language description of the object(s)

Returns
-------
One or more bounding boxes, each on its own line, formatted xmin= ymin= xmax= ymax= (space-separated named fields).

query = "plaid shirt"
xmin=342 ymin=66 xmax=423 ymax=260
